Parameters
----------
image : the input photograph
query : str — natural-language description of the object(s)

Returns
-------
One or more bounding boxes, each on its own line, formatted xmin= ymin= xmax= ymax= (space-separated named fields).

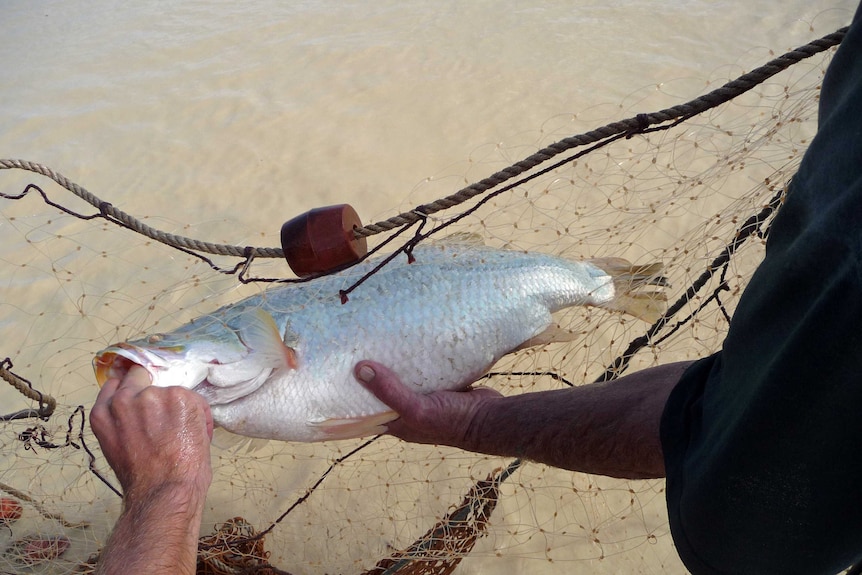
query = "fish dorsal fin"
xmin=430 ymin=232 xmax=486 ymax=247
xmin=237 ymin=307 xmax=298 ymax=370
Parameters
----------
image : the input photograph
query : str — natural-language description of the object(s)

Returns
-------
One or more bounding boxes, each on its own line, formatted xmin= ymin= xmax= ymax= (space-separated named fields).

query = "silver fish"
xmin=94 ymin=236 xmax=666 ymax=442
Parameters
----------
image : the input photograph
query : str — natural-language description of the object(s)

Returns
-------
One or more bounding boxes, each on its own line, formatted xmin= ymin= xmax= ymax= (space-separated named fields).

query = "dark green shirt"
xmin=661 ymin=6 xmax=862 ymax=574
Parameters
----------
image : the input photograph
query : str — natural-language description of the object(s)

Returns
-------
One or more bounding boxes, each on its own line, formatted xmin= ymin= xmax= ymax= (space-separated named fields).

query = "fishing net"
xmin=0 ymin=25 xmax=849 ymax=575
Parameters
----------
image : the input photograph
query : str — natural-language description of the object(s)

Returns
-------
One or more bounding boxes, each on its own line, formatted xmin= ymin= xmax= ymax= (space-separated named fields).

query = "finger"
xmin=354 ymin=360 xmax=421 ymax=414
xmin=94 ymin=375 xmax=123 ymax=406
xmin=173 ymin=386 xmax=214 ymax=442
xmin=202 ymin=402 xmax=214 ymax=441
xmin=115 ymin=364 xmax=153 ymax=394
xmin=90 ymin=376 xmax=123 ymax=439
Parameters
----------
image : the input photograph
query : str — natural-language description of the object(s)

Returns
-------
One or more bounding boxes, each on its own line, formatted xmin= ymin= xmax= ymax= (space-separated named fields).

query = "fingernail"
xmin=357 ymin=365 xmax=376 ymax=383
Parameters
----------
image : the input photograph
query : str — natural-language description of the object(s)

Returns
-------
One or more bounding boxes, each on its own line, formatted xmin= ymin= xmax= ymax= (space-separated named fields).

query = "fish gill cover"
xmin=0 ymin=25 xmax=847 ymax=575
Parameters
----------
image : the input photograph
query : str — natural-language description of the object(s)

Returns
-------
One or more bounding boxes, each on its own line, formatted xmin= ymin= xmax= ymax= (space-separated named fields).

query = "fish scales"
xmin=94 ymin=240 xmax=665 ymax=442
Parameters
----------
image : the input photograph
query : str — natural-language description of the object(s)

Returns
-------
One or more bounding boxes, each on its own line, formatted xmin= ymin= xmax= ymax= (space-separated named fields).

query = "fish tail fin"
xmin=589 ymin=257 xmax=668 ymax=323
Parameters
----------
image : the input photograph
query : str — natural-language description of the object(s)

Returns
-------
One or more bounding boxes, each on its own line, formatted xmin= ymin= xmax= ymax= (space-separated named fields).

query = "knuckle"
xmin=88 ymin=407 xmax=109 ymax=433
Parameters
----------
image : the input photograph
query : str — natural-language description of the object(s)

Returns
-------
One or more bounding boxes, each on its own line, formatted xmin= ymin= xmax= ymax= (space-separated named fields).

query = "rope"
xmin=356 ymin=26 xmax=846 ymax=237
xmin=0 ymin=159 xmax=282 ymax=259
xmin=0 ymin=359 xmax=56 ymax=420
xmin=0 ymin=26 xmax=846 ymax=259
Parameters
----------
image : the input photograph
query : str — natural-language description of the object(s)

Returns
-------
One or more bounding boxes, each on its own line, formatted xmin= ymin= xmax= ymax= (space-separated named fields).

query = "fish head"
xmin=93 ymin=308 xmax=298 ymax=404
xmin=94 ymin=331 xmax=227 ymax=389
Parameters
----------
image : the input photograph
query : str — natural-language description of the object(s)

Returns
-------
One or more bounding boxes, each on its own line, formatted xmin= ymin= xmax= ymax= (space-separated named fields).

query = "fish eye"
xmin=147 ymin=334 xmax=165 ymax=344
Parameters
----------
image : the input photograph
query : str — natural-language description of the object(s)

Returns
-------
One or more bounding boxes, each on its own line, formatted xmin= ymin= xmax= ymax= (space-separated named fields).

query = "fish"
xmin=93 ymin=236 xmax=666 ymax=442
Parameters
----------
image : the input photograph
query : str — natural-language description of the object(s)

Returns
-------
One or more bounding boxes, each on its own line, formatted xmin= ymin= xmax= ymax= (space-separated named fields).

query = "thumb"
xmin=117 ymin=364 xmax=153 ymax=393
xmin=354 ymin=360 xmax=418 ymax=414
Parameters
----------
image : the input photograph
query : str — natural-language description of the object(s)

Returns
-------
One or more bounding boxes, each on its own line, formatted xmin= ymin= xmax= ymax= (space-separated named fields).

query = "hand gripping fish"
xmin=94 ymin=236 xmax=667 ymax=442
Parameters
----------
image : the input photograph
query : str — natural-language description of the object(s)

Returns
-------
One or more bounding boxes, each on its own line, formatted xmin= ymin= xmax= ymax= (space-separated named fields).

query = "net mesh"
xmin=0 ymin=31 xmax=842 ymax=575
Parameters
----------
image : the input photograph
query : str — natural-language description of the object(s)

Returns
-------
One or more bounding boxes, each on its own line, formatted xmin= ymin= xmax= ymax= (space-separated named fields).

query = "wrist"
xmin=461 ymin=394 xmax=516 ymax=456
xmin=97 ymin=480 xmax=207 ymax=575
xmin=123 ymin=479 xmax=208 ymax=520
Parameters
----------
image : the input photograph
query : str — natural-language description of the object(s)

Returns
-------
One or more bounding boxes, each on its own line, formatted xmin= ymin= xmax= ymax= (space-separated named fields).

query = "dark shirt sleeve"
xmin=660 ymin=6 xmax=862 ymax=574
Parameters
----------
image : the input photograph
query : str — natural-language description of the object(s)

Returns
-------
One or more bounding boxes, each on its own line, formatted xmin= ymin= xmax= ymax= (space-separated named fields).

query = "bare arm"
xmin=355 ymin=360 xmax=692 ymax=479
xmin=90 ymin=366 xmax=213 ymax=575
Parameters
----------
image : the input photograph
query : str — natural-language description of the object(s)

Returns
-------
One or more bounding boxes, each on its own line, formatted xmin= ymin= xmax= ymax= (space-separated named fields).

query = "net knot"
xmin=626 ymin=113 xmax=651 ymax=139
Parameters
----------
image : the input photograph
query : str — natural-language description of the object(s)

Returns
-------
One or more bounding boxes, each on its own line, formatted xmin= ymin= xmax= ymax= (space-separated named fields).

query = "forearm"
xmin=96 ymin=483 xmax=205 ymax=575
xmin=461 ymin=361 xmax=692 ymax=479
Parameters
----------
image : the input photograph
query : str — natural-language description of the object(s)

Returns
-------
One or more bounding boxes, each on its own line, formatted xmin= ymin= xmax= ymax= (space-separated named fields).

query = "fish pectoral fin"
xmin=308 ymin=411 xmax=399 ymax=441
xmin=238 ymin=308 xmax=299 ymax=369
xmin=195 ymin=368 xmax=273 ymax=405
xmin=200 ymin=309 xmax=296 ymax=406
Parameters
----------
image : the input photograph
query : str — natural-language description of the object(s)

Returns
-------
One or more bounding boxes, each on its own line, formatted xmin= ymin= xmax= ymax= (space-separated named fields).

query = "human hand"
xmin=354 ymin=360 xmax=501 ymax=449
xmin=90 ymin=365 xmax=214 ymax=503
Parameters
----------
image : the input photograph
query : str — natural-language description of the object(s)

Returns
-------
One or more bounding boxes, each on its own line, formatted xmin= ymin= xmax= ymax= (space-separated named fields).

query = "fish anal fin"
xmin=211 ymin=426 xmax=270 ymax=453
xmin=512 ymin=323 xmax=577 ymax=352
xmin=309 ymin=411 xmax=399 ymax=440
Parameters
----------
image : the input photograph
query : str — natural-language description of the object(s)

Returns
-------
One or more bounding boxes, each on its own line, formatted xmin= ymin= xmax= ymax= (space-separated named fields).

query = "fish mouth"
xmin=93 ymin=343 xmax=172 ymax=386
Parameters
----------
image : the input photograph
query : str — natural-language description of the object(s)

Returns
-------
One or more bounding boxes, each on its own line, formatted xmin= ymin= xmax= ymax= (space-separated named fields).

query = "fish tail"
xmin=589 ymin=257 xmax=668 ymax=323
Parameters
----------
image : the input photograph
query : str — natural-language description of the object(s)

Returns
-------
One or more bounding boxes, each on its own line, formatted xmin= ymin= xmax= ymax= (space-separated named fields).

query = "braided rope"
xmin=0 ymin=159 xmax=282 ymax=258
xmin=0 ymin=26 xmax=846 ymax=256
xmin=0 ymin=360 xmax=56 ymax=420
